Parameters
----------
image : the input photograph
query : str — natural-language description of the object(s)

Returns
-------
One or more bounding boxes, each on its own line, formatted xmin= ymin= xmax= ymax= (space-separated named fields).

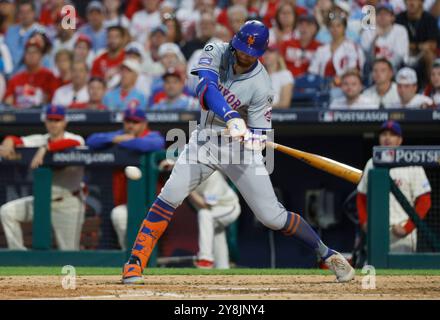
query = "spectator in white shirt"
xmin=130 ymin=0 xmax=162 ymax=44
xmin=363 ymin=58 xmax=401 ymax=108
xmin=396 ymin=67 xmax=434 ymax=108
xmin=329 ymin=70 xmax=379 ymax=109
xmin=52 ymin=61 xmax=89 ymax=109
xmin=262 ymin=45 xmax=294 ymax=109
xmin=423 ymin=59 xmax=440 ymax=107
xmin=360 ymin=4 xmax=409 ymax=71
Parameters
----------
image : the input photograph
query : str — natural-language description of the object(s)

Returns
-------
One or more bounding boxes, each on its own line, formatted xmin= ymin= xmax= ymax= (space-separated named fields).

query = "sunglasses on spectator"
xmin=162 ymin=12 xmax=176 ymax=20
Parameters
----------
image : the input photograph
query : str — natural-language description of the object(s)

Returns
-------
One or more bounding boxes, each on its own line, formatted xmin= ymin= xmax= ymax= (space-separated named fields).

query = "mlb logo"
xmin=320 ymin=111 xmax=334 ymax=122
xmin=380 ymin=149 xmax=395 ymax=163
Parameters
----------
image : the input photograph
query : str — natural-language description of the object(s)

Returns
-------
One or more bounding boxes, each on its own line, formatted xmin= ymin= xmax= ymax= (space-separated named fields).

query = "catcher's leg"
xmin=123 ymin=142 xmax=215 ymax=283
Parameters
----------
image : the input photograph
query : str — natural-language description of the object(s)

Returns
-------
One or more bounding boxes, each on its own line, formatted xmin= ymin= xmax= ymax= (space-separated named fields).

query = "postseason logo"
xmin=373 ymin=147 xmax=440 ymax=166
xmin=319 ymin=111 xmax=388 ymax=122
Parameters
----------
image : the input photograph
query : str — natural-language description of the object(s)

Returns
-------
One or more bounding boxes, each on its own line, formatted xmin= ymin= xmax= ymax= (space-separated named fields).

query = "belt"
xmin=53 ymin=189 xmax=81 ymax=202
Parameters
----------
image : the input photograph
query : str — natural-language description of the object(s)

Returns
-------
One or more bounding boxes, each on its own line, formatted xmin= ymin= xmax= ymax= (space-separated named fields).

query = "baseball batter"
xmin=0 ymin=106 xmax=86 ymax=250
xmin=189 ymin=170 xmax=241 ymax=269
xmin=357 ymin=121 xmax=432 ymax=252
xmin=122 ymin=21 xmax=355 ymax=283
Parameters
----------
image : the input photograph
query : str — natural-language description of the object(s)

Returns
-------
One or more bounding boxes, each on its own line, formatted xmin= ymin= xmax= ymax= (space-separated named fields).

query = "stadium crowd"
xmin=0 ymin=0 xmax=440 ymax=111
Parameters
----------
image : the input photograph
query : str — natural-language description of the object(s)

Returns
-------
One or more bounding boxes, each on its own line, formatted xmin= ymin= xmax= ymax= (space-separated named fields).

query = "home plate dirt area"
xmin=0 ymin=273 xmax=439 ymax=300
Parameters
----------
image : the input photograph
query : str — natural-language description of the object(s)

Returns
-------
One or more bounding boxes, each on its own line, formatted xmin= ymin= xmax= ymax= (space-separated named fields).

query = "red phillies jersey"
xmin=280 ymin=39 xmax=321 ymax=77
xmin=91 ymin=50 xmax=125 ymax=79
xmin=5 ymin=68 xmax=57 ymax=108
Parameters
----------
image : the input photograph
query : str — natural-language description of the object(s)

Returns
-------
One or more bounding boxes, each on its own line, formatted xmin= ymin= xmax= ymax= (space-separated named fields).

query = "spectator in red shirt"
xmin=280 ymin=14 xmax=321 ymax=77
xmin=91 ymin=25 xmax=127 ymax=89
xmin=87 ymin=77 xmax=107 ymax=111
xmin=4 ymin=37 xmax=57 ymax=109
xmin=53 ymin=49 xmax=73 ymax=88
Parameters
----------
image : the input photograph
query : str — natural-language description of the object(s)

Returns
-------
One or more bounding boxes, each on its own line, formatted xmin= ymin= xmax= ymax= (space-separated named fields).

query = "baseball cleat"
xmin=122 ymin=263 xmax=144 ymax=285
xmin=194 ymin=259 xmax=214 ymax=269
xmin=324 ymin=251 xmax=355 ymax=283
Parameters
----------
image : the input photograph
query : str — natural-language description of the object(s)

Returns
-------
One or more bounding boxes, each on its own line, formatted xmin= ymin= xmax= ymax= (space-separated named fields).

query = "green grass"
xmin=0 ymin=267 xmax=439 ymax=277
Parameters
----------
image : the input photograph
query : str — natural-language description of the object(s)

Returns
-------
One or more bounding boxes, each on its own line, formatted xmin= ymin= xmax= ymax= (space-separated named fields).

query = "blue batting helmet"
xmin=231 ymin=20 xmax=269 ymax=57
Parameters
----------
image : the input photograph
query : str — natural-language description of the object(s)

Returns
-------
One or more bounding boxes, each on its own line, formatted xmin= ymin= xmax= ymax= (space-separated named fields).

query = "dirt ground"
xmin=0 ymin=275 xmax=439 ymax=300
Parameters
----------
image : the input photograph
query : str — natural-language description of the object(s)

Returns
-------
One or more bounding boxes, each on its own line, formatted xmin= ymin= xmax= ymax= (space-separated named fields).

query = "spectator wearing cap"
xmin=396 ymin=0 xmax=439 ymax=87
xmin=279 ymin=13 xmax=321 ymax=78
xmin=103 ymin=59 xmax=147 ymax=111
xmin=396 ymin=66 xmax=434 ymax=108
xmin=356 ymin=120 xmax=432 ymax=253
xmin=125 ymin=42 xmax=153 ymax=100
xmin=308 ymin=11 xmax=365 ymax=99
xmin=0 ymin=104 xmax=87 ymax=251
xmin=78 ymin=1 xmax=107 ymax=53
xmin=151 ymin=68 xmax=198 ymax=111
xmin=262 ymin=45 xmax=294 ymax=109
xmin=86 ymin=107 xmax=165 ymax=250
xmin=363 ymin=58 xmax=401 ymax=109
xmin=103 ymin=0 xmax=130 ymax=29
xmin=0 ymin=0 xmax=16 ymax=35
xmin=360 ymin=4 xmax=409 ymax=73
xmin=182 ymin=11 xmax=217 ymax=61
xmin=73 ymin=34 xmax=95 ymax=68
xmin=87 ymin=77 xmax=107 ymax=110
xmin=5 ymin=0 xmax=44 ymax=72
xmin=91 ymin=25 xmax=127 ymax=89
xmin=4 ymin=37 xmax=57 ymax=109
xmin=53 ymin=49 xmax=73 ymax=88
xmin=130 ymin=0 xmax=162 ymax=44
xmin=52 ymin=61 xmax=89 ymax=109
xmin=329 ymin=70 xmax=378 ymax=109
xmin=423 ymin=59 xmax=440 ymax=106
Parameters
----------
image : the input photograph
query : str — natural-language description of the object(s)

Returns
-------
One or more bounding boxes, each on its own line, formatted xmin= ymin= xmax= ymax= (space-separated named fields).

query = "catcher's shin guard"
xmin=129 ymin=197 xmax=175 ymax=269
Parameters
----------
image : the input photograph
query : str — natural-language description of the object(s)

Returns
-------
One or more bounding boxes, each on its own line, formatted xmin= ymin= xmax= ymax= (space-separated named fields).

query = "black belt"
xmin=53 ymin=189 xmax=81 ymax=202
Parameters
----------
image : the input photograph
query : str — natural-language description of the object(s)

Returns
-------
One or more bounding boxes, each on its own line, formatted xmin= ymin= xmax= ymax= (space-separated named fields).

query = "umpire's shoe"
xmin=324 ymin=251 xmax=355 ymax=283
xmin=122 ymin=258 xmax=144 ymax=285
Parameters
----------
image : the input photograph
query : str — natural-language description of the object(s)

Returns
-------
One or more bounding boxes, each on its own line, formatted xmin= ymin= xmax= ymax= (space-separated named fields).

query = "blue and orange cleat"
xmin=122 ymin=260 xmax=144 ymax=285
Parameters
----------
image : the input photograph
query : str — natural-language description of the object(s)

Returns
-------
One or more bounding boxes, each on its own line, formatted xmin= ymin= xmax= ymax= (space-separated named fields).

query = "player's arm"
xmin=192 ymin=43 xmax=246 ymax=138
xmin=402 ymin=192 xmax=431 ymax=234
xmin=86 ymin=131 xmax=122 ymax=150
xmin=0 ymin=135 xmax=22 ymax=159
xmin=118 ymin=131 xmax=166 ymax=152
xmin=355 ymin=160 xmax=372 ymax=231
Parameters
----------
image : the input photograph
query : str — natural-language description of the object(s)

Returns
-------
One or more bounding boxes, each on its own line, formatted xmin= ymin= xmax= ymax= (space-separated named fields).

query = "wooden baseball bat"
xmin=266 ymin=141 xmax=363 ymax=184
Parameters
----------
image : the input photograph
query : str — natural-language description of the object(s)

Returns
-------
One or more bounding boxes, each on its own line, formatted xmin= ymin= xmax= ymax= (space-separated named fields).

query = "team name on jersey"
xmin=218 ymin=83 xmax=242 ymax=109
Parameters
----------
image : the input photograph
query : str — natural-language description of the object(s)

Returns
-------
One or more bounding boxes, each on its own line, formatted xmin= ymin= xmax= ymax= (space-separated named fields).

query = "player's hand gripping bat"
xmin=266 ymin=141 xmax=362 ymax=184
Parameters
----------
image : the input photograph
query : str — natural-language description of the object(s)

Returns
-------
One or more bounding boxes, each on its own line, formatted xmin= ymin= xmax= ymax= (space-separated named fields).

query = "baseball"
xmin=125 ymin=166 xmax=142 ymax=180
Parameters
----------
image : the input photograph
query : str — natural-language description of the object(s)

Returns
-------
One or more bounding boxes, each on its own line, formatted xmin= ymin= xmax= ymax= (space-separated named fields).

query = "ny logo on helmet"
xmin=247 ymin=35 xmax=255 ymax=47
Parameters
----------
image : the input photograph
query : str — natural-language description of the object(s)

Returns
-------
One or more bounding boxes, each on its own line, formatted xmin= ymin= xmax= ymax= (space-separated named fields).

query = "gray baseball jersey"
xmin=158 ymin=41 xmax=290 ymax=232
xmin=191 ymin=42 xmax=274 ymax=133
